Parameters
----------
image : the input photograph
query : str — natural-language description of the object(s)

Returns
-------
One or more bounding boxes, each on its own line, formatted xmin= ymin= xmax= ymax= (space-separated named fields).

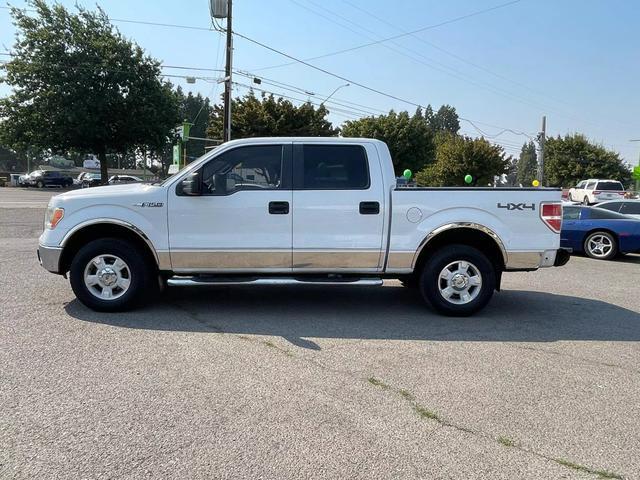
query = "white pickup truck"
xmin=38 ymin=137 xmax=569 ymax=316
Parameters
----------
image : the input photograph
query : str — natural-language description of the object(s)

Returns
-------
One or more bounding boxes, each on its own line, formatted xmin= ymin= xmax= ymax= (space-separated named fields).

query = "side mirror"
xmin=180 ymin=171 xmax=202 ymax=196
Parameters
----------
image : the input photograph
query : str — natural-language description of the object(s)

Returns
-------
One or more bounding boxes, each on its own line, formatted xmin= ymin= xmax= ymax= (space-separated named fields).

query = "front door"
xmin=167 ymin=143 xmax=293 ymax=272
xmin=291 ymin=142 xmax=385 ymax=272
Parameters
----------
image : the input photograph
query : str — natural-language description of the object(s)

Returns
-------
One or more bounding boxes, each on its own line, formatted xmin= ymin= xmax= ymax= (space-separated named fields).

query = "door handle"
xmin=359 ymin=201 xmax=380 ymax=215
xmin=269 ymin=201 xmax=289 ymax=214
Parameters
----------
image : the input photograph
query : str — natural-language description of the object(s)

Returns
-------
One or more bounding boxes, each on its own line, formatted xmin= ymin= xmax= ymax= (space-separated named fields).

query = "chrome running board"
xmin=167 ymin=276 xmax=384 ymax=287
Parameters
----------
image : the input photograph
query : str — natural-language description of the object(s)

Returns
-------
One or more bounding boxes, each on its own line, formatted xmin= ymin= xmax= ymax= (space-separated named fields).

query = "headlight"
xmin=45 ymin=206 xmax=64 ymax=229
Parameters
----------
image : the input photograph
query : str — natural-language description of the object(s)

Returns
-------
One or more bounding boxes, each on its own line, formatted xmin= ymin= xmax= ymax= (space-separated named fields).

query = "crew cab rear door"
xmin=291 ymin=142 xmax=385 ymax=272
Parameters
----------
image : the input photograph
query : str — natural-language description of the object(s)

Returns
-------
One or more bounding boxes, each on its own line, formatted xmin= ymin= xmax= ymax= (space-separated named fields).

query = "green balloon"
xmin=403 ymin=169 xmax=412 ymax=180
xmin=464 ymin=174 xmax=473 ymax=184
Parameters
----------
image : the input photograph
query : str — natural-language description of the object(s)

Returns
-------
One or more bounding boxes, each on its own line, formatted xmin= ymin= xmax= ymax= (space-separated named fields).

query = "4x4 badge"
xmin=497 ymin=202 xmax=535 ymax=211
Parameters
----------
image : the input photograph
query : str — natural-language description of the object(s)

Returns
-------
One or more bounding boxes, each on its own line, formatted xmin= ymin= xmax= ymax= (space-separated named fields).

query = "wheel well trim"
xmin=60 ymin=219 xmax=159 ymax=266
xmin=412 ymin=222 xmax=508 ymax=270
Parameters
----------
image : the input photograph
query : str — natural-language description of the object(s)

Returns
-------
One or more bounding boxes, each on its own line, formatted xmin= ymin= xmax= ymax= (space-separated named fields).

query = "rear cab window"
xmin=294 ymin=144 xmax=370 ymax=190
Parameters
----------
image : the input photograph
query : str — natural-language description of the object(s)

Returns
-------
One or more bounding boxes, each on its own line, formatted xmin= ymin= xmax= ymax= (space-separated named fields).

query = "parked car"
xmin=37 ymin=137 xmax=569 ymax=316
xmin=595 ymin=200 xmax=640 ymax=219
xmin=567 ymin=179 xmax=626 ymax=205
xmin=561 ymin=205 xmax=640 ymax=260
xmin=109 ymin=175 xmax=143 ymax=185
xmin=18 ymin=172 xmax=33 ymax=186
xmin=82 ymin=173 xmax=102 ymax=188
xmin=28 ymin=170 xmax=73 ymax=188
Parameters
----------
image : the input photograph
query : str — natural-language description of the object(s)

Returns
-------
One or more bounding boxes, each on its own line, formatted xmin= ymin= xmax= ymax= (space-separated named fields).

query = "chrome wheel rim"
xmin=438 ymin=260 xmax=482 ymax=305
xmin=587 ymin=234 xmax=613 ymax=258
xmin=84 ymin=254 xmax=131 ymax=300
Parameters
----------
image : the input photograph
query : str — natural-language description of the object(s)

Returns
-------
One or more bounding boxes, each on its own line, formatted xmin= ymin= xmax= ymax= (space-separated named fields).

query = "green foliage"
xmin=175 ymin=87 xmax=212 ymax=162
xmin=342 ymin=108 xmax=436 ymax=174
xmin=516 ymin=141 xmax=538 ymax=186
xmin=207 ymin=91 xmax=338 ymax=140
xmin=415 ymin=134 xmax=510 ymax=187
xmin=544 ymin=134 xmax=632 ymax=187
xmin=0 ymin=0 xmax=180 ymax=183
xmin=426 ymin=105 xmax=460 ymax=134
xmin=342 ymin=105 xmax=460 ymax=175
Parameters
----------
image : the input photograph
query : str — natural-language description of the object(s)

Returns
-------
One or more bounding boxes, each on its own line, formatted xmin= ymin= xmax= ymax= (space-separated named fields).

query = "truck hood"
xmin=50 ymin=183 xmax=165 ymax=207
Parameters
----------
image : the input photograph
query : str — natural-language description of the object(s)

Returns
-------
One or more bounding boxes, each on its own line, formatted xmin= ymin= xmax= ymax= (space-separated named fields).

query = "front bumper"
xmin=37 ymin=244 xmax=63 ymax=274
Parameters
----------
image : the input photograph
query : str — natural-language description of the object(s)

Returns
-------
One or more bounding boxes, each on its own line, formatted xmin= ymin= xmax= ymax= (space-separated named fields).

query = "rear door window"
xmin=295 ymin=144 xmax=369 ymax=190
xmin=585 ymin=181 xmax=596 ymax=190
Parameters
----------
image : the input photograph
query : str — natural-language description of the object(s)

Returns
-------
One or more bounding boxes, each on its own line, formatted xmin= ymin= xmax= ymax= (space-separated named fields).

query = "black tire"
xmin=419 ymin=244 xmax=496 ymax=317
xmin=583 ymin=196 xmax=590 ymax=206
xmin=567 ymin=193 xmax=573 ymax=202
xmin=36 ymin=180 xmax=44 ymax=188
xmin=69 ymin=237 xmax=156 ymax=312
xmin=583 ymin=231 xmax=618 ymax=260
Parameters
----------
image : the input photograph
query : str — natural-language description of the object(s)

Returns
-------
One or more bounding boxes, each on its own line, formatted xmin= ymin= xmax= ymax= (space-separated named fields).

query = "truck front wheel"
xmin=419 ymin=244 xmax=496 ymax=316
xmin=69 ymin=237 xmax=155 ymax=312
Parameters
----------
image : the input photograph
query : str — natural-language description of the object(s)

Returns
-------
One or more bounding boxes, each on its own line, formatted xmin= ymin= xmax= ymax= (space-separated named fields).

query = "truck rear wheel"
xmin=69 ymin=237 xmax=155 ymax=312
xmin=419 ymin=244 xmax=495 ymax=316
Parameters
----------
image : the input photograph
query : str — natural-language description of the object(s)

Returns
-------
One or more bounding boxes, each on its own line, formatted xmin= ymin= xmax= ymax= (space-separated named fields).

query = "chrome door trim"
xmin=170 ymin=249 xmax=291 ymax=271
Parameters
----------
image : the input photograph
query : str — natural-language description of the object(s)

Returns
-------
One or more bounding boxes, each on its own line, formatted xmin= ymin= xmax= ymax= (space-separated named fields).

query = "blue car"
xmin=561 ymin=205 xmax=640 ymax=260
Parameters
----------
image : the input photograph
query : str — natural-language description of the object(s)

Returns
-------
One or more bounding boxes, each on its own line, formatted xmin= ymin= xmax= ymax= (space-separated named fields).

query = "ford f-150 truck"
xmin=38 ymin=137 xmax=569 ymax=316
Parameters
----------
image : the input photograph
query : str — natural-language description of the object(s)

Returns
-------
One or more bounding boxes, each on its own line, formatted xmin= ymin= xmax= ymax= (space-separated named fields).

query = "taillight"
xmin=540 ymin=202 xmax=562 ymax=233
xmin=593 ymin=191 xmax=601 ymax=195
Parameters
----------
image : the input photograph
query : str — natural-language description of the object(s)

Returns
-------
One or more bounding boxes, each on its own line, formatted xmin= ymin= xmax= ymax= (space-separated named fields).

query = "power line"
xmin=1 ymin=3 xmax=535 ymax=139
xmin=252 ymin=0 xmax=523 ymax=71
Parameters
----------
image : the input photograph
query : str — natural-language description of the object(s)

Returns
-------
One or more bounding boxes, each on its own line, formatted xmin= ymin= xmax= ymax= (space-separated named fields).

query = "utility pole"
xmin=537 ymin=115 xmax=546 ymax=185
xmin=222 ymin=0 xmax=233 ymax=143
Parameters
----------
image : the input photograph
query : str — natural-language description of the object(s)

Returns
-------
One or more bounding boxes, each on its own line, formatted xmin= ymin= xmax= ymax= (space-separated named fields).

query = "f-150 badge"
xmin=497 ymin=202 xmax=535 ymax=211
xmin=133 ymin=202 xmax=164 ymax=207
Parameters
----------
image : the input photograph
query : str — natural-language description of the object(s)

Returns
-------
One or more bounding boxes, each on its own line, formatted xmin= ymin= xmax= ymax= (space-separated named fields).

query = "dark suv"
xmin=28 ymin=170 xmax=74 ymax=188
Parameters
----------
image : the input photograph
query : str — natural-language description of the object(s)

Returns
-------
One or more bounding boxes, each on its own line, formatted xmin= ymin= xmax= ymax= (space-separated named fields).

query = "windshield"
xmin=596 ymin=181 xmax=623 ymax=191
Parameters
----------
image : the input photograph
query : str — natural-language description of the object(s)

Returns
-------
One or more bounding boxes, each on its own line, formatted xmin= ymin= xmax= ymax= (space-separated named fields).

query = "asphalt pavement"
xmin=1 ymin=187 xmax=639 ymax=479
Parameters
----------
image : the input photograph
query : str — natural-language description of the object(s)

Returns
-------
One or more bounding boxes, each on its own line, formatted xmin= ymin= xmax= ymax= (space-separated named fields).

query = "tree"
xmin=429 ymin=105 xmax=460 ymax=134
xmin=0 ymin=0 xmax=180 ymax=184
xmin=415 ymin=134 xmax=510 ymax=187
xmin=207 ymin=91 xmax=338 ymax=140
xmin=176 ymin=88 xmax=212 ymax=162
xmin=543 ymin=134 xmax=632 ymax=187
xmin=342 ymin=108 xmax=436 ymax=175
xmin=516 ymin=141 xmax=538 ymax=186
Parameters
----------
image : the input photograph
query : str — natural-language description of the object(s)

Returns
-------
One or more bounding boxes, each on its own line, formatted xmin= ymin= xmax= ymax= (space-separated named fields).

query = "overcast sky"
xmin=1 ymin=0 xmax=639 ymax=164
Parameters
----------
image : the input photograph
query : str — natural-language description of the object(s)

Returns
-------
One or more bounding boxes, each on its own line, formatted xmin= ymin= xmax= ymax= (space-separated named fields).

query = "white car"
xmin=109 ymin=175 xmax=143 ymax=185
xmin=567 ymin=179 xmax=626 ymax=205
xmin=37 ymin=137 xmax=568 ymax=316
xmin=595 ymin=200 xmax=640 ymax=219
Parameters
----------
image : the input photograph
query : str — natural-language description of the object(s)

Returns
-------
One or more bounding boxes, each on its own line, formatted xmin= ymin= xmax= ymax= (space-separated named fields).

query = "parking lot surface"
xmin=2 ymin=188 xmax=639 ymax=479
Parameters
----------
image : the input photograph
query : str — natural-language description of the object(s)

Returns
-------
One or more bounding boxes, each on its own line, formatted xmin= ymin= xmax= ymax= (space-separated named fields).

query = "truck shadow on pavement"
xmin=65 ymin=285 xmax=640 ymax=349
